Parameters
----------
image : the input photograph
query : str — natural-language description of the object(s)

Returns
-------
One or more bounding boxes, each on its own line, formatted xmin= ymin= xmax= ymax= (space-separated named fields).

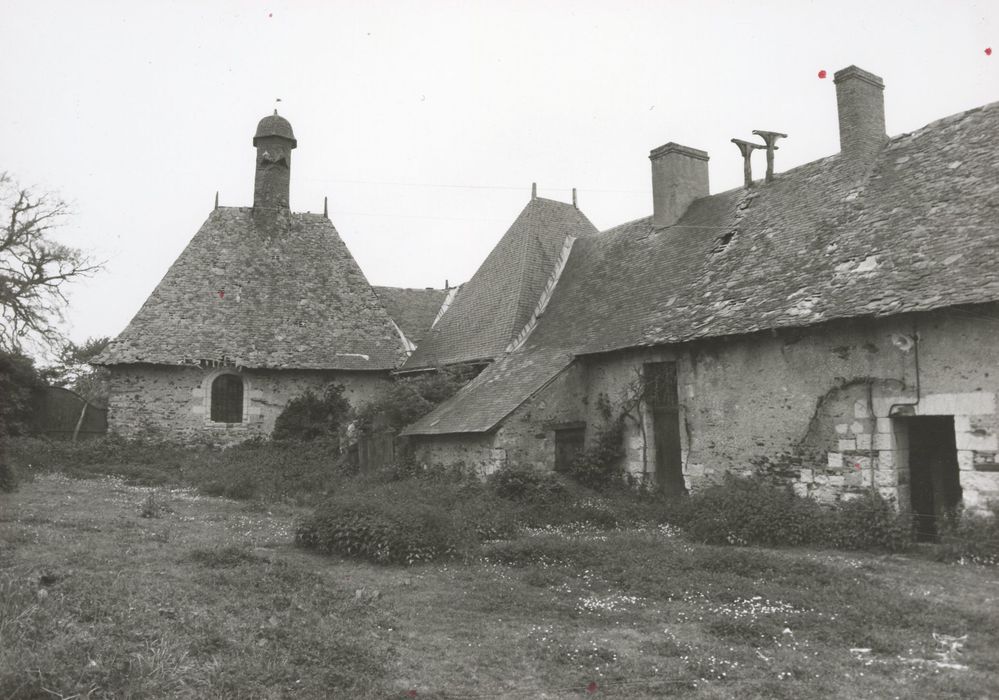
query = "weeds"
xmin=4 ymin=473 xmax=999 ymax=698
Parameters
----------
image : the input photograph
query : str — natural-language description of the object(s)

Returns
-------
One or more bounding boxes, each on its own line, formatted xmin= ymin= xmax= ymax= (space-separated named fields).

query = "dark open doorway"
xmin=644 ymin=362 xmax=686 ymax=496
xmin=904 ymin=415 xmax=962 ymax=541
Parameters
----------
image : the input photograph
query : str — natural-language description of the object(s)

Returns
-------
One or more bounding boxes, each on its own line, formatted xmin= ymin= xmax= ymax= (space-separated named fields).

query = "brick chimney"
xmin=253 ymin=111 xmax=297 ymax=210
xmin=834 ymin=66 xmax=887 ymax=162
xmin=649 ymin=143 xmax=709 ymax=229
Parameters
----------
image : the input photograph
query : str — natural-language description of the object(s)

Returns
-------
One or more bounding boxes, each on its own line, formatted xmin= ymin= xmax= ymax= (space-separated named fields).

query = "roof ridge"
xmin=524 ymin=94 xmax=999 ymax=357
xmin=507 ymin=200 xmax=537 ymax=343
xmin=886 ymin=100 xmax=998 ymax=146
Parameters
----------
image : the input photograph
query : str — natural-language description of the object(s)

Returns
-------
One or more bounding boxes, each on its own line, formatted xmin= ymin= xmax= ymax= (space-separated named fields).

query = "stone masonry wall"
xmin=492 ymin=362 xmax=587 ymax=471
xmin=408 ymin=363 xmax=586 ymax=477
xmin=407 ymin=433 xmax=502 ymax=477
xmin=578 ymin=305 xmax=999 ymax=513
xmin=107 ymin=364 xmax=388 ymax=443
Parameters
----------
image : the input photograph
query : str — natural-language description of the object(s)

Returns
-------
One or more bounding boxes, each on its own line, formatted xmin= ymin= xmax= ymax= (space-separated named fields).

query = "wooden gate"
xmin=357 ymin=432 xmax=396 ymax=471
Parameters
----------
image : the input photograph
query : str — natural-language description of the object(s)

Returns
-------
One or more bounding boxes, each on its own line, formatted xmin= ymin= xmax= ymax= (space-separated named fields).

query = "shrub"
xmin=672 ymin=473 xmax=919 ymax=553
xmin=489 ymin=465 xmax=569 ymax=504
xmin=673 ymin=474 xmax=824 ymax=547
xmin=822 ymin=491 xmax=912 ymax=553
xmin=7 ymin=434 xmax=348 ymax=504
xmin=295 ymin=480 xmax=490 ymax=564
xmin=272 ymin=384 xmax=350 ymax=443
xmin=934 ymin=501 xmax=999 ymax=565
xmin=0 ymin=350 xmax=45 ymax=492
xmin=560 ymin=418 xmax=625 ymax=490
xmin=0 ymin=350 xmax=43 ymax=437
xmin=353 ymin=367 xmax=475 ymax=436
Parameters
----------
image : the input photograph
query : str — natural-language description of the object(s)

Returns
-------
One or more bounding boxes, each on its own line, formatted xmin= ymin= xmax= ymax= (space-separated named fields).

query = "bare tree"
xmin=0 ymin=172 xmax=101 ymax=352
xmin=0 ymin=172 xmax=101 ymax=491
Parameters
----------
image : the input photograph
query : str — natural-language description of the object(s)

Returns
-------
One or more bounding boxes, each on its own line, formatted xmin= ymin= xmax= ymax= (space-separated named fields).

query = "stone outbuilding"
xmin=403 ymin=65 xmax=999 ymax=531
xmin=95 ymin=113 xmax=435 ymax=442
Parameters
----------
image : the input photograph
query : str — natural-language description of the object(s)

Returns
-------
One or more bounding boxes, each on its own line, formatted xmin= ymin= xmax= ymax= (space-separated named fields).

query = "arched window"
xmin=210 ymin=374 xmax=244 ymax=423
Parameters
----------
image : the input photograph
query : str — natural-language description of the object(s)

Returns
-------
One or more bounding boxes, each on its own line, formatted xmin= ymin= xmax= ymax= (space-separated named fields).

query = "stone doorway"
xmin=900 ymin=416 xmax=962 ymax=541
xmin=644 ymin=362 xmax=686 ymax=496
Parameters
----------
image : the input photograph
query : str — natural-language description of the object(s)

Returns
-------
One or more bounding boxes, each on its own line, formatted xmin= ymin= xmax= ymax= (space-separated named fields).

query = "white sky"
xmin=2 ymin=0 xmax=996 ymax=349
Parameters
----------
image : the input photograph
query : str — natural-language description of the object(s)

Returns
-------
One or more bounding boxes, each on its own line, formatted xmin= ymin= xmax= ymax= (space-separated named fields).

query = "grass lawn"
xmin=2 ymin=473 xmax=998 ymax=699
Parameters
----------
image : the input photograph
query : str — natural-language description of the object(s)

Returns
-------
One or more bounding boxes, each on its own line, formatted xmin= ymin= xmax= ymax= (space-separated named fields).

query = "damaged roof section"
xmin=401 ymin=347 xmax=575 ymax=435
xmin=525 ymin=101 xmax=999 ymax=356
xmin=96 ymin=208 xmax=408 ymax=370
xmin=403 ymin=196 xmax=598 ymax=370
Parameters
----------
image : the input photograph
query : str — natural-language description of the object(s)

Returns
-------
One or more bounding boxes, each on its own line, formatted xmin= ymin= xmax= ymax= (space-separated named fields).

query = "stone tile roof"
xmin=96 ymin=207 xmax=407 ymax=370
xmin=372 ymin=286 xmax=448 ymax=345
xmin=526 ymin=101 xmax=999 ymax=355
xmin=401 ymin=347 xmax=574 ymax=435
xmin=405 ymin=100 xmax=999 ymax=436
xmin=402 ymin=197 xmax=598 ymax=369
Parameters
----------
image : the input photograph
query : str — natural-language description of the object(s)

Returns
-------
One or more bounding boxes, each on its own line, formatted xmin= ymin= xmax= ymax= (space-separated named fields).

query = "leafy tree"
xmin=41 ymin=336 xmax=111 ymax=406
xmin=352 ymin=367 xmax=476 ymax=435
xmin=0 ymin=350 xmax=45 ymax=491
xmin=0 ymin=173 xmax=101 ymax=490
xmin=272 ymin=384 xmax=352 ymax=444
xmin=0 ymin=351 xmax=43 ymax=436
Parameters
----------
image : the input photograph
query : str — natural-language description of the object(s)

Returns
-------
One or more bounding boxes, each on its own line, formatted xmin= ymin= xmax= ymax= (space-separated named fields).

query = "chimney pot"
xmin=834 ymin=65 xmax=887 ymax=162
xmin=751 ymin=130 xmax=787 ymax=183
xmin=649 ymin=142 xmax=709 ymax=229
xmin=731 ymin=139 xmax=764 ymax=189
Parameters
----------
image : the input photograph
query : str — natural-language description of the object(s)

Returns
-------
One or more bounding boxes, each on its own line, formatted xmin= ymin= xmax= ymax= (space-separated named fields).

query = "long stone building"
xmin=97 ymin=65 xmax=999 ymax=533
xmin=402 ymin=65 xmax=999 ymax=531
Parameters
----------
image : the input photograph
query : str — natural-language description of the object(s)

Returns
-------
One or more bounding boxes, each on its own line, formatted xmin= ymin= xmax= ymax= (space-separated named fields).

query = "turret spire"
xmin=252 ymin=112 xmax=297 ymax=210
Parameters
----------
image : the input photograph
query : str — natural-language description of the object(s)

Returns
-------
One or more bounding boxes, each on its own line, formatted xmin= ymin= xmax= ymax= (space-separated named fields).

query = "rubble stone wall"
xmin=407 ymin=433 xmax=502 ymax=477
xmin=579 ymin=305 xmax=999 ymax=513
xmin=408 ymin=363 xmax=586 ymax=476
xmin=106 ymin=364 xmax=388 ymax=443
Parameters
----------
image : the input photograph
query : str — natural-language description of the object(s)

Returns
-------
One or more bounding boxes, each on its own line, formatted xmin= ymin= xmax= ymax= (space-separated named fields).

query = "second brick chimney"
xmin=834 ymin=66 xmax=887 ymax=162
xmin=649 ymin=142 xmax=709 ymax=229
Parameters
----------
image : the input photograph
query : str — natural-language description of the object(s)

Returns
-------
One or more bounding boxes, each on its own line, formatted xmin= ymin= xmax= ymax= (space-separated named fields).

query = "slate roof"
xmin=401 ymin=347 xmax=575 ymax=436
xmin=372 ymin=286 xmax=448 ymax=345
xmin=402 ymin=197 xmax=598 ymax=369
xmin=525 ymin=101 xmax=999 ymax=356
xmin=406 ymin=100 xmax=999 ymax=435
xmin=96 ymin=207 xmax=407 ymax=370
